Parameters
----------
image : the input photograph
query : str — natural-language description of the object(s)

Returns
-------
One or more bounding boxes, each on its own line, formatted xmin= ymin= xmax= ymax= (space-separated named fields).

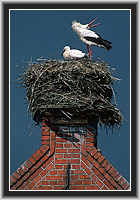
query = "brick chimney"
xmin=10 ymin=117 xmax=130 ymax=190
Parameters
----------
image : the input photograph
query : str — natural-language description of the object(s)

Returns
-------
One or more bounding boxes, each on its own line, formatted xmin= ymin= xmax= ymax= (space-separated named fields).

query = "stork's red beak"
xmin=88 ymin=17 xmax=101 ymax=28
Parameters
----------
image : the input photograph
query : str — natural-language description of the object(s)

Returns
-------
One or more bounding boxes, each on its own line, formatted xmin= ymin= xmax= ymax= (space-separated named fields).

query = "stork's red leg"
xmin=89 ymin=47 xmax=92 ymax=60
xmin=87 ymin=44 xmax=89 ymax=57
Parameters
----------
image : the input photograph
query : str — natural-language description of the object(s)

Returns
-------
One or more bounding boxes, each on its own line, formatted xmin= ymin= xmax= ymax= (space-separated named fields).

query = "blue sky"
xmin=10 ymin=9 xmax=130 ymax=182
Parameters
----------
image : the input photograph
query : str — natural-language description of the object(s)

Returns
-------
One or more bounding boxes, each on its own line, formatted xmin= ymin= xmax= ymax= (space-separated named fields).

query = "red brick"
xmin=64 ymin=154 xmax=71 ymax=158
xmin=90 ymin=148 xmax=98 ymax=156
xmin=64 ymin=143 xmax=72 ymax=148
xmin=92 ymin=166 xmax=104 ymax=180
xmin=93 ymin=161 xmax=100 ymax=169
xmin=45 ymin=176 xmax=62 ymax=180
xmin=50 ymin=131 xmax=55 ymax=140
xmin=100 ymin=159 xmax=108 ymax=167
xmin=86 ymin=147 xmax=92 ymax=152
xmin=41 ymin=154 xmax=49 ymax=163
xmin=86 ymin=138 xmax=94 ymax=142
xmin=108 ymin=166 xmax=115 ymax=174
xmin=58 ymin=170 xmax=65 ymax=175
xmin=75 ymin=170 xmax=83 ymax=174
xmin=18 ymin=180 xmax=30 ymax=190
xmin=35 ymin=161 xmax=43 ymax=169
xmin=85 ymin=168 xmax=92 ymax=175
xmin=94 ymin=152 xmax=101 ymax=159
xmin=71 ymin=186 xmax=85 ymax=190
xmin=102 ymin=186 xmax=108 ymax=190
xmin=30 ymin=168 xmax=42 ymax=181
xmin=46 ymin=163 xmax=54 ymax=171
xmin=42 ymin=141 xmax=49 ymax=145
xmin=122 ymin=181 xmax=129 ymax=189
xmin=17 ymin=167 xmax=25 ymax=176
xmin=55 ymin=165 xmax=63 ymax=169
xmin=71 ymin=170 xmax=75 ymax=174
xmin=82 ymin=155 xmax=91 ymax=168
xmin=111 ymin=170 xmax=119 ymax=178
xmin=104 ymin=173 xmax=112 ymax=181
xmin=70 ymin=181 xmax=75 ymax=185
xmin=36 ymin=149 xmax=43 ymax=157
xmin=40 ymin=146 xmax=49 ymax=154
xmin=34 ymin=175 xmax=42 ymax=183
xmin=50 ymin=171 xmax=57 ymax=175
xmin=98 ymin=167 xmax=105 ymax=174
xmin=87 ymin=155 xmax=94 ymax=163
xmin=40 ymin=170 xmax=48 ymax=177
xmin=29 ymin=157 xmax=36 ymax=165
xmin=83 ymin=180 xmax=91 ymax=185
xmin=91 ymin=174 xmax=98 ymax=182
xmin=24 ymin=160 xmax=32 ymax=168
xmin=42 ymin=130 xmax=50 ymax=136
xmin=50 ymin=181 xmax=57 ymax=185
xmin=42 ymin=136 xmax=50 ymax=141
xmin=96 ymin=179 xmax=103 ymax=187
xmin=104 ymin=163 xmax=112 ymax=171
xmin=56 ymin=138 xmax=67 ymax=143
xmin=29 ymin=167 xmax=36 ymax=174
xmin=55 ymin=160 xmax=67 ymax=164
xmin=103 ymin=179 xmax=115 ymax=190
xmin=72 ymin=165 xmax=80 ymax=169
xmin=32 ymin=153 xmax=40 ymax=161
xmin=50 ymin=140 xmax=55 ymax=155
xmin=86 ymin=143 xmax=94 ymax=147
xmin=28 ymin=181 xmax=36 ymax=189
xmin=57 ymin=181 xmax=65 ymax=185
xmin=16 ymin=179 xmax=24 ymax=188
xmin=38 ymin=186 xmax=52 ymax=190
xmin=110 ymin=179 xmax=117 ymax=187
xmin=80 ymin=174 xmax=90 ymax=179
xmin=75 ymin=180 xmax=82 ymax=185
xmin=81 ymin=161 xmax=86 ymax=169
xmin=13 ymin=172 xmax=21 ymax=179
xmin=42 ymin=156 xmax=54 ymax=168
xmin=10 ymin=185 xmax=17 ymax=190
xmin=71 ymin=175 xmax=79 ymax=180
xmin=68 ymin=159 xmax=80 ymax=164
xmin=55 ymin=154 xmax=63 ymax=158
xmin=56 ymin=149 xmax=67 ymax=153
xmin=54 ymin=186 xmax=64 ymax=190
xmin=22 ymin=173 xmax=30 ymax=181
xmin=114 ymin=173 xmax=122 ymax=182
xmin=73 ymin=143 xmax=80 ymax=149
xmin=56 ymin=143 xmax=63 ymax=148
xmin=116 ymin=184 xmax=123 ymax=190
xmin=68 ymin=149 xmax=80 ymax=153
xmin=98 ymin=155 xmax=105 ymax=163
xmin=126 ymin=186 xmax=130 ymax=190
xmin=42 ymin=181 xmax=50 ymax=185
xmin=72 ymin=154 xmax=80 ymax=158
xmin=10 ymin=181 xmax=13 ymax=187
xmin=86 ymin=185 xmax=100 ymax=190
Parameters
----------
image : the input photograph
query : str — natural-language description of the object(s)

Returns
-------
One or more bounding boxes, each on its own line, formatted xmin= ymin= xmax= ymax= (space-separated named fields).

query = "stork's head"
xmin=63 ymin=46 xmax=70 ymax=52
xmin=72 ymin=18 xmax=101 ymax=30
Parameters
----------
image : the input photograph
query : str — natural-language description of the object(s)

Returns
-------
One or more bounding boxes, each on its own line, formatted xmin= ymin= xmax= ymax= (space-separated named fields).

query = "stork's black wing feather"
xmin=84 ymin=36 xmax=112 ymax=50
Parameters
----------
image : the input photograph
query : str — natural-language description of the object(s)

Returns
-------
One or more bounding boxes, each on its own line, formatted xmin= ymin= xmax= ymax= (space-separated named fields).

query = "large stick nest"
xmin=20 ymin=59 xmax=122 ymax=128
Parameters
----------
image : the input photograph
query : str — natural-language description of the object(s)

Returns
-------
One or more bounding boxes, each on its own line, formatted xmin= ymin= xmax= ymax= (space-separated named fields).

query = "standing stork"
xmin=72 ymin=18 xmax=112 ymax=60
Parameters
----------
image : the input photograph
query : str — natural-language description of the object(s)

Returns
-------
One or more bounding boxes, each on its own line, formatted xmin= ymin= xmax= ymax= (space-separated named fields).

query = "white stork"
xmin=62 ymin=46 xmax=88 ymax=60
xmin=72 ymin=18 xmax=112 ymax=60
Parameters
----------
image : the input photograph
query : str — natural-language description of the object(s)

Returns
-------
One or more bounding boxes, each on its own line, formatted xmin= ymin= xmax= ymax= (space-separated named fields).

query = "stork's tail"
xmin=103 ymin=39 xmax=112 ymax=50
